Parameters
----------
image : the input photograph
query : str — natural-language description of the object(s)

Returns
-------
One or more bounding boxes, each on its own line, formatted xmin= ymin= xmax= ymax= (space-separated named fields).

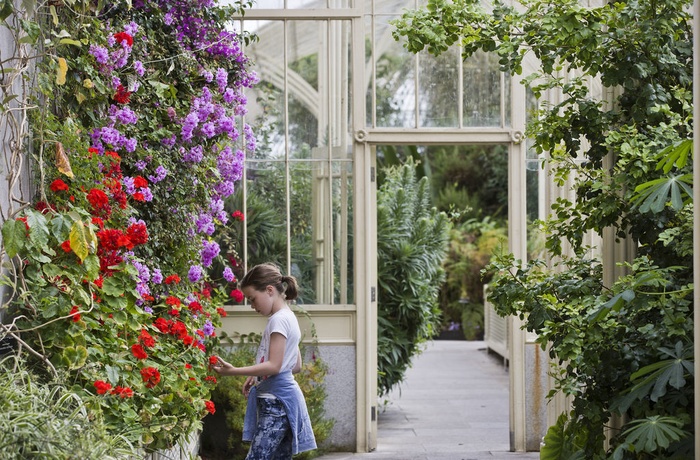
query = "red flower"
xmin=126 ymin=222 xmax=148 ymax=246
xmin=216 ymin=307 xmax=227 ymax=317
xmin=231 ymin=210 xmax=245 ymax=221
xmin=205 ymin=400 xmax=216 ymax=414
xmin=154 ymin=317 xmax=171 ymax=334
xmin=140 ymin=367 xmax=161 ymax=388
xmin=170 ymin=321 xmax=187 ymax=339
xmin=68 ymin=306 xmax=81 ymax=322
xmin=182 ymin=335 xmax=194 ymax=346
xmin=133 ymin=176 xmax=148 ymax=188
xmin=185 ymin=363 xmax=193 ymax=369
xmin=94 ymin=277 xmax=104 ymax=288
xmin=94 ymin=380 xmax=112 ymax=395
xmin=104 ymin=150 xmax=121 ymax=161
xmin=86 ymin=188 xmax=111 ymax=217
xmin=230 ymin=289 xmax=244 ymax=303
xmin=87 ymin=147 xmax=99 ymax=157
xmin=205 ymin=375 xmax=217 ymax=384
xmin=91 ymin=217 xmax=105 ymax=230
xmin=168 ymin=308 xmax=180 ymax=317
xmin=97 ymin=228 xmax=132 ymax=251
xmin=131 ymin=343 xmax=148 ymax=360
xmin=164 ymin=274 xmax=181 ymax=285
xmin=188 ymin=301 xmax=203 ymax=314
xmin=113 ymin=84 xmax=132 ymax=104
xmin=60 ymin=240 xmax=72 ymax=253
xmin=139 ymin=329 xmax=156 ymax=347
xmin=166 ymin=296 xmax=181 ymax=307
xmin=50 ymin=179 xmax=69 ymax=192
xmin=132 ymin=192 xmax=145 ymax=202
xmin=110 ymin=386 xmax=134 ymax=398
xmin=114 ymin=32 xmax=134 ymax=47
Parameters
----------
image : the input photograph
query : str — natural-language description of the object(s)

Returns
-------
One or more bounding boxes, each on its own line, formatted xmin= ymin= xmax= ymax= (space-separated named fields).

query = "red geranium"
xmin=164 ymin=274 xmax=181 ymax=285
xmin=140 ymin=367 xmax=161 ymax=388
xmin=113 ymin=84 xmax=132 ymax=104
xmin=133 ymin=176 xmax=148 ymax=188
xmin=139 ymin=328 xmax=156 ymax=347
xmin=68 ymin=306 xmax=81 ymax=322
xmin=188 ymin=301 xmax=204 ymax=314
xmin=110 ymin=386 xmax=134 ymax=398
xmin=205 ymin=400 xmax=216 ymax=414
xmin=230 ymin=289 xmax=244 ymax=303
xmin=166 ymin=296 xmax=181 ymax=307
xmin=231 ymin=210 xmax=244 ymax=221
xmin=114 ymin=31 xmax=134 ymax=47
xmin=216 ymin=307 xmax=227 ymax=317
xmin=60 ymin=240 xmax=71 ymax=253
xmin=154 ymin=317 xmax=171 ymax=334
xmin=50 ymin=178 xmax=69 ymax=192
xmin=126 ymin=222 xmax=148 ymax=245
xmin=86 ymin=188 xmax=111 ymax=217
xmin=131 ymin=343 xmax=148 ymax=360
xmin=94 ymin=380 xmax=112 ymax=395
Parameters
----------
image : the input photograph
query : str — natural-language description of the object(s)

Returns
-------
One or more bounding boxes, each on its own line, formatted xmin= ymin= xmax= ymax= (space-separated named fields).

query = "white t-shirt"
xmin=256 ymin=306 xmax=301 ymax=375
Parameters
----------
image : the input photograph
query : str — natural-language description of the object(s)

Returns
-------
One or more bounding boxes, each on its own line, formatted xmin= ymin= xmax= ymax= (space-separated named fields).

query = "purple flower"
xmin=100 ymin=127 xmax=121 ymax=146
xmin=183 ymin=145 xmax=204 ymax=163
xmin=148 ymin=165 xmax=168 ymax=183
xmin=141 ymin=187 xmax=153 ymax=202
xmin=200 ymin=240 xmax=220 ymax=268
xmin=223 ymin=267 xmax=235 ymax=282
xmin=201 ymin=122 xmax=216 ymax=138
xmin=201 ymin=70 xmax=213 ymax=82
xmin=135 ymin=160 xmax=148 ymax=170
xmin=89 ymin=45 xmax=109 ymax=65
xmin=195 ymin=213 xmax=215 ymax=235
xmin=188 ymin=265 xmax=203 ymax=283
xmin=134 ymin=60 xmax=145 ymax=76
xmin=144 ymin=306 xmax=154 ymax=314
xmin=123 ymin=176 xmax=136 ymax=194
xmin=116 ymin=107 xmax=138 ymax=125
xmin=124 ymin=21 xmax=139 ymax=36
xmin=152 ymin=268 xmax=163 ymax=284
xmin=216 ymin=68 xmax=228 ymax=90
xmin=203 ymin=320 xmax=215 ymax=336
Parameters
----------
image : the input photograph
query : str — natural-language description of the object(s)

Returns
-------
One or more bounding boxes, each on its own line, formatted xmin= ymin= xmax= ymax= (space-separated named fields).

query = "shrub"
xmin=376 ymin=159 xmax=450 ymax=396
xmin=0 ymin=356 xmax=140 ymax=459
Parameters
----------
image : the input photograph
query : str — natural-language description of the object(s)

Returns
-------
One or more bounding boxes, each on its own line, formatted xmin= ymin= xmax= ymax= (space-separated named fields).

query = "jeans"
xmin=246 ymin=397 xmax=293 ymax=460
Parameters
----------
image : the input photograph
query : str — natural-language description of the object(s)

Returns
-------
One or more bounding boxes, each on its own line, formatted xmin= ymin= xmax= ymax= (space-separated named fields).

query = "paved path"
xmin=316 ymin=341 xmax=540 ymax=460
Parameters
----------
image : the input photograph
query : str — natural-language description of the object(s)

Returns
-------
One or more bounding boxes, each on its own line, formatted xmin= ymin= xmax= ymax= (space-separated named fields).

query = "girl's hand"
xmin=243 ymin=376 xmax=256 ymax=398
xmin=211 ymin=356 xmax=236 ymax=376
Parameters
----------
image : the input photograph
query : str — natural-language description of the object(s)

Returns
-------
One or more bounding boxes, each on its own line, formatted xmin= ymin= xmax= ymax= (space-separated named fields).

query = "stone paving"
xmin=315 ymin=341 xmax=540 ymax=460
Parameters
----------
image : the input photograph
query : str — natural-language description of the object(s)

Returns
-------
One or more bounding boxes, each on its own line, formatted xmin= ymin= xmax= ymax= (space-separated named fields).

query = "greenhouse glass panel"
xmin=418 ymin=46 xmax=459 ymax=127
xmin=462 ymin=50 xmax=503 ymax=127
xmin=244 ymin=159 xmax=288 ymax=270
xmin=288 ymin=160 xmax=330 ymax=305
xmin=247 ymin=0 xmax=352 ymax=9
xmin=332 ymin=161 xmax=353 ymax=304
xmin=372 ymin=15 xmax=416 ymax=127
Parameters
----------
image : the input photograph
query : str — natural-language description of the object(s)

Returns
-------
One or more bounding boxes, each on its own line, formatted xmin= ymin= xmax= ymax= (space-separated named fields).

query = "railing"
xmin=483 ymin=285 xmax=509 ymax=365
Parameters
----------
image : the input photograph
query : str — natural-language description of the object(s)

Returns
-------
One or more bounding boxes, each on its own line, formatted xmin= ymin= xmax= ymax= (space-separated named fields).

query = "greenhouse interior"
xmin=1 ymin=0 xmax=699 ymax=458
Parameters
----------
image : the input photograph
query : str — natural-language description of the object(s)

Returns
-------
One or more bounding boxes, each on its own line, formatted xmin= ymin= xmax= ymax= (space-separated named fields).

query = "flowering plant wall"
xmin=1 ymin=0 xmax=254 ymax=450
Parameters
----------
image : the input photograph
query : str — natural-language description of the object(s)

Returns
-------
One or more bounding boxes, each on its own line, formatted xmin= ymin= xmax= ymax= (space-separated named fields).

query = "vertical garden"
xmin=1 ymin=0 xmax=256 ymax=454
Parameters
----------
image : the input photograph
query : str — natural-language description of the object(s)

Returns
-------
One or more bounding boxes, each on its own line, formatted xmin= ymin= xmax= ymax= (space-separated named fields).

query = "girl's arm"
xmin=213 ymin=332 xmax=287 ymax=377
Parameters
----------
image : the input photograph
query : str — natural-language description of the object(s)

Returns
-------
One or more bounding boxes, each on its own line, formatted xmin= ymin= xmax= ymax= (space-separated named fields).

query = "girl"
xmin=212 ymin=263 xmax=317 ymax=459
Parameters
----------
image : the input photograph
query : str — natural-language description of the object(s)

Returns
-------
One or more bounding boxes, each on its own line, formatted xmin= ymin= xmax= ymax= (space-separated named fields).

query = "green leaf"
xmin=621 ymin=416 xmax=686 ymax=453
xmin=102 ymin=276 xmax=125 ymax=297
xmin=69 ymin=220 xmax=91 ymax=262
xmin=1 ymin=218 xmax=27 ymax=258
xmin=84 ymin=254 xmax=100 ymax=280
xmin=0 ymin=0 xmax=13 ymax=22
xmin=63 ymin=345 xmax=88 ymax=369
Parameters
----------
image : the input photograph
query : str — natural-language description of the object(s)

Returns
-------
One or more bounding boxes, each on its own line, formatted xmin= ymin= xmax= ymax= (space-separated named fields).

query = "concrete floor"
xmin=314 ymin=341 xmax=540 ymax=460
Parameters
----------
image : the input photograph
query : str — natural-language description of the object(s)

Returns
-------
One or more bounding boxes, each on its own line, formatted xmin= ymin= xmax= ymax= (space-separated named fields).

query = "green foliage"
xmin=376 ymin=159 xmax=450 ymax=396
xmin=394 ymin=0 xmax=694 ymax=456
xmin=1 ymin=0 xmax=256 ymax=452
xmin=0 ymin=356 xmax=140 ymax=459
xmin=201 ymin=335 xmax=334 ymax=459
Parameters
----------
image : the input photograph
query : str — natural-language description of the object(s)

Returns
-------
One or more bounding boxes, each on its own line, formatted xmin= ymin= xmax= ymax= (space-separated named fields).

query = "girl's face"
xmin=242 ymin=285 xmax=275 ymax=317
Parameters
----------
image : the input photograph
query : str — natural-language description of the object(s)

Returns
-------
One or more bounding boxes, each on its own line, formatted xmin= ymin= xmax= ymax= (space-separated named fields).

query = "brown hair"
xmin=239 ymin=263 xmax=299 ymax=301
